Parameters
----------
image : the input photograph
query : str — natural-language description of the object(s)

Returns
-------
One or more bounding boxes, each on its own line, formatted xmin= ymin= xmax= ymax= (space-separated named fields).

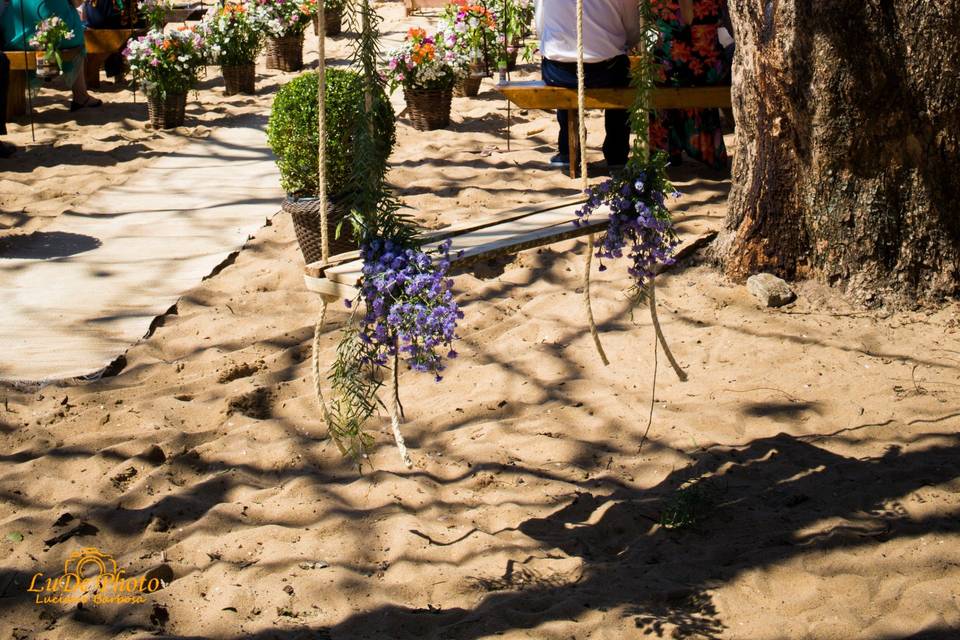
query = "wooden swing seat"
xmin=303 ymin=195 xmax=609 ymax=300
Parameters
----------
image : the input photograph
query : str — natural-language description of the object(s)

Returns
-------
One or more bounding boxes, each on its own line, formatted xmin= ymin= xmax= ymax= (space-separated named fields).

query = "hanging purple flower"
xmin=354 ymin=238 xmax=463 ymax=381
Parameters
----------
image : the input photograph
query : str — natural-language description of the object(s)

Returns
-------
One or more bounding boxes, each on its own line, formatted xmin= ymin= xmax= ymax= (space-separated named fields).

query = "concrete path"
xmin=0 ymin=115 xmax=283 ymax=383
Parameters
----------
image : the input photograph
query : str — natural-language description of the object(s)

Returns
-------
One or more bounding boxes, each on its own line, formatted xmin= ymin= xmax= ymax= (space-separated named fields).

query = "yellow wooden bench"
xmin=495 ymin=81 xmax=732 ymax=177
xmin=402 ymin=0 xmax=449 ymax=16
xmin=3 ymin=47 xmax=82 ymax=119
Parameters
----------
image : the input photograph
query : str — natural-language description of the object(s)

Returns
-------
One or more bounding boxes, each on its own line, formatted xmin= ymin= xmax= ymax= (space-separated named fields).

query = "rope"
xmin=576 ymin=0 xmax=608 ymax=365
xmin=583 ymin=236 xmax=609 ymax=365
xmin=647 ymin=279 xmax=687 ymax=381
xmin=390 ymin=352 xmax=413 ymax=468
xmin=317 ymin=0 xmax=329 ymax=264
xmin=575 ymin=0 xmax=587 ymax=183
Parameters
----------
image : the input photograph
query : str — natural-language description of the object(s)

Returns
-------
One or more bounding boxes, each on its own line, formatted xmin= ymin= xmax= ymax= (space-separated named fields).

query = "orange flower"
xmin=408 ymin=27 xmax=426 ymax=39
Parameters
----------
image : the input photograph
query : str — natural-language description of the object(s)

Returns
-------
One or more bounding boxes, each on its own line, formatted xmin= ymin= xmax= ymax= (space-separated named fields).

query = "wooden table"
xmin=3 ymin=48 xmax=82 ymax=119
xmin=495 ymin=81 xmax=732 ymax=177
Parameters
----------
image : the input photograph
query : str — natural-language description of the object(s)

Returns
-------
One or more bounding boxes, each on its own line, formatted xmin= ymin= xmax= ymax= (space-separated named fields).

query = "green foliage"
xmin=325 ymin=323 xmax=381 ymax=464
xmin=267 ymin=68 xmax=396 ymax=198
xmin=627 ymin=2 xmax=660 ymax=168
xmin=659 ymin=480 xmax=716 ymax=530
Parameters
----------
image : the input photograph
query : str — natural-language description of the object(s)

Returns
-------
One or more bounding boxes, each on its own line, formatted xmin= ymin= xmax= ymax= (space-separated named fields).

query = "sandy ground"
xmin=2 ymin=3 xmax=960 ymax=639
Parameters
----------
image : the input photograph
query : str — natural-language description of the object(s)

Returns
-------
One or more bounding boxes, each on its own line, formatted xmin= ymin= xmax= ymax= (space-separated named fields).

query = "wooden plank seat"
xmin=402 ymin=0 xmax=448 ymax=16
xmin=303 ymin=196 xmax=612 ymax=301
xmin=83 ymin=28 xmax=145 ymax=89
xmin=495 ymin=80 xmax=732 ymax=177
xmin=3 ymin=47 xmax=82 ymax=119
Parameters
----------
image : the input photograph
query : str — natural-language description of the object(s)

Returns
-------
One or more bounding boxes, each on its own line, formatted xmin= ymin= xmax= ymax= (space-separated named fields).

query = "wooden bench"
xmin=495 ymin=81 xmax=732 ymax=177
xmin=84 ymin=28 xmax=145 ymax=89
xmin=3 ymin=47 xmax=82 ymax=119
xmin=402 ymin=0 xmax=448 ymax=16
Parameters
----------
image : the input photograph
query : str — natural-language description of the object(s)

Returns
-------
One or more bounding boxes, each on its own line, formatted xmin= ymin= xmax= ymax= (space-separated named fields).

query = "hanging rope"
xmin=647 ymin=279 xmax=687 ymax=381
xmin=317 ymin=0 xmax=329 ymax=264
xmin=390 ymin=352 xmax=413 ymax=468
xmin=577 ymin=0 xmax=608 ymax=365
xmin=312 ymin=0 xmax=334 ymax=449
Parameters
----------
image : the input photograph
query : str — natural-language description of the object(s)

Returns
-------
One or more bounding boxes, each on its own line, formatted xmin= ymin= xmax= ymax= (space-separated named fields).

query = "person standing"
xmin=1 ymin=0 xmax=103 ymax=110
xmin=535 ymin=0 xmax=640 ymax=171
xmin=0 ymin=0 xmax=14 ymax=157
xmin=649 ymin=0 xmax=729 ymax=169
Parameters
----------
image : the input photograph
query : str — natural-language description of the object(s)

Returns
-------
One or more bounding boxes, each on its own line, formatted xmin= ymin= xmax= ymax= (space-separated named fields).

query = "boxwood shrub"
xmin=267 ymin=69 xmax=396 ymax=198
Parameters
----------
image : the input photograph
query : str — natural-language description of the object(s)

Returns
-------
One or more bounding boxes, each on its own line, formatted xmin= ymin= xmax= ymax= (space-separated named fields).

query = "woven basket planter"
xmin=284 ymin=196 xmax=355 ymax=264
xmin=403 ymin=88 xmax=452 ymax=131
xmin=453 ymin=74 xmax=482 ymax=98
xmin=312 ymin=9 xmax=342 ymax=36
xmin=265 ymin=32 xmax=304 ymax=72
xmin=223 ymin=63 xmax=256 ymax=95
xmin=146 ymin=92 xmax=187 ymax=129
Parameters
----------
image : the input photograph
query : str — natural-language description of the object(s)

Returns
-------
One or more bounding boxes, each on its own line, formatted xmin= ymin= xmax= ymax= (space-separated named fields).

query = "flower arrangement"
xmin=255 ymin=0 xmax=312 ymax=37
xmin=301 ymin=0 xmax=346 ymax=18
xmin=199 ymin=1 xmax=265 ymax=66
xmin=383 ymin=28 xmax=459 ymax=91
xmin=123 ymin=27 xmax=206 ymax=98
xmin=29 ymin=16 xmax=74 ymax=72
xmin=138 ymin=0 xmax=172 ymax=30
xmin=575 ymin=153 xmax=680 ymax=298
xmin=354 ymin=238 xmax=462 ymax=381
xmin=442 ymin=0 xmax=497 ymax=64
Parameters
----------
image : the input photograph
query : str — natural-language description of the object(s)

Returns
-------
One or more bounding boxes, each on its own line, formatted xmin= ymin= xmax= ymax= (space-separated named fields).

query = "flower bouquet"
xmin=138 ymin=0 xmax=173 ymax=30
xmin=123 ymin=27 xmax=206 ymax=128
xmin=575 ymin=154 xmax=680 ymax=297
xmin=200 ymin=2 xmax=265 ymax=94
xmin=29 ymin=17 xmax=74 ymax=79
xmin=441 ymin=0 xmax=496 ymax=96
xmin=383 ymin=28 xmax=460 ymax=130
xmin=257 ymin=0 xmax=312 ymax=71
xmin=304 ymin=0 xmax=345 ymax=37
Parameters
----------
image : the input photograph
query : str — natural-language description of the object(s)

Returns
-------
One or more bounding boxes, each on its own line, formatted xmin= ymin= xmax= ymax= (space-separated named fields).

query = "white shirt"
xmin=535 ymin=0 xmax=641 ymax=63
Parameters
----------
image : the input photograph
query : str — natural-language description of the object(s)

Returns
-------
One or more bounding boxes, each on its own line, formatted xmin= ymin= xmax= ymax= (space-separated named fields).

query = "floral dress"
xmin=649 ymin=0 xmax=729 ymax=169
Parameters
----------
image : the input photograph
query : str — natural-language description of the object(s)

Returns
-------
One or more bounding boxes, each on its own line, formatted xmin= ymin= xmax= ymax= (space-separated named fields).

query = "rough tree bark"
xmin=717 ymin=0 xmax=960 ymax=307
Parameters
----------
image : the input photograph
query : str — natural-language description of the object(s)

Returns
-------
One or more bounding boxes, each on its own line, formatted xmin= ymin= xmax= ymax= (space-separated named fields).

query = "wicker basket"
xmin=453 ymin=75 xmax=482 ymax=98
xmin=265 ymin=32 xmax=304 ymax=72
xmin=223 ymin=63 xmax=256 ymax=95
xmin=403 ymin=88 xmax=452 ymax=131
xmin=147 ymin=92 xmax=187 ymax=129
xmin=283 ymin=196 xmax=355 ymax=264
xmin=312 ymin=9 xmax=342 ymax=36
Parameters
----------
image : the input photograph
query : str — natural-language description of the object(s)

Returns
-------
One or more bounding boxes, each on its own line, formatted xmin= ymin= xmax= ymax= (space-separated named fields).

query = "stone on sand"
xmin=747 ymin=273 xmax=797 ymax=307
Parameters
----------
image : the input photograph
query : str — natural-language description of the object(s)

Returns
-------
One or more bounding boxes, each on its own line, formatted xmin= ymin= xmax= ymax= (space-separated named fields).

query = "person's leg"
xmin=602 ymin=108 xmax=630 ymax=166
xmin=556 ymin=108 xmax=569 ymax=159
xmin=69 ymin=58 xmax=103 ymax=110
xmin=542 ymin=58 xmax=577 ymax=164
xmin=586 ymin=55 xmax=630 ymax=166
xmin=71 ymin=58 xmax=90 ymax=102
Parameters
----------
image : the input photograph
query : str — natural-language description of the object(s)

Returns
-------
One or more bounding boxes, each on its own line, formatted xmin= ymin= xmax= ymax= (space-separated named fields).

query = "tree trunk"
xmin=718 ymin=0 xmax=960 ymax=307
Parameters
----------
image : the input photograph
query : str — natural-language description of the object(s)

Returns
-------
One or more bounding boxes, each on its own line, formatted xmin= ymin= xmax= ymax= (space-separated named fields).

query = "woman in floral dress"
xmin=649 ymin=0 xmax=729 ymax=169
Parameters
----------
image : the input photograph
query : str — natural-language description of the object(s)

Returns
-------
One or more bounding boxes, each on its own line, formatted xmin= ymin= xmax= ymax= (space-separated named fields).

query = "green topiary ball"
xmin=267 ymin=69 xmax=396 ymax=199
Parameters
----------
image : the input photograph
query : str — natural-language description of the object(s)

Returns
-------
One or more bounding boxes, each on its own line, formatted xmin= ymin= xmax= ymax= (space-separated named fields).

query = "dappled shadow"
xmin=0 ymin=231 xmax=101 ymax=259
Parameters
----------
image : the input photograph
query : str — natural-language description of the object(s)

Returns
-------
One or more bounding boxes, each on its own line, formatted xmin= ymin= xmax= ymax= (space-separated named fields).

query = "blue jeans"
xmin=541 ymin=55 xmax=631 ymax=165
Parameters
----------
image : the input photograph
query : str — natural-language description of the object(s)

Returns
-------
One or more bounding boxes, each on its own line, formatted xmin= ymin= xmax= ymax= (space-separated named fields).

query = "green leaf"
xmin=6 ymin=531 xmax=24 ymax=543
